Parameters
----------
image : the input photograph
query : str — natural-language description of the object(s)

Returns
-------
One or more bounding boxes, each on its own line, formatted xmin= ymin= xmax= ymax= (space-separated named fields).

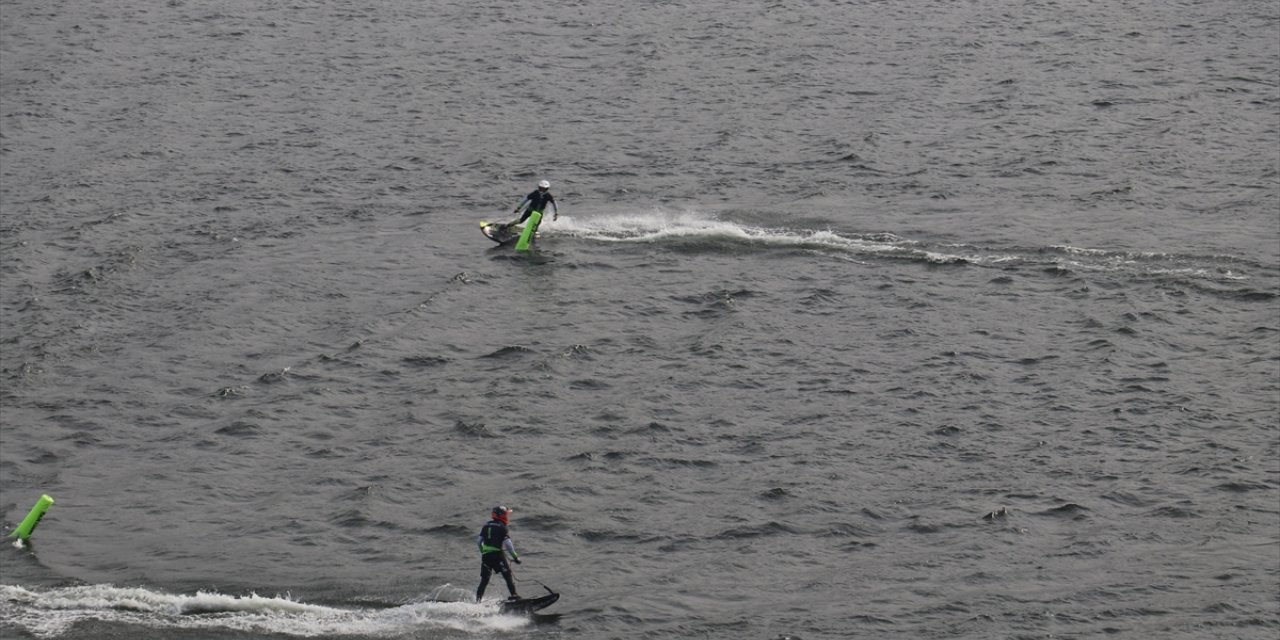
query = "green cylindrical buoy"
xmin=514 ymin=210 xmax=543 ymax=252
xmin=10 ymin=494 xmax=54 ymax=541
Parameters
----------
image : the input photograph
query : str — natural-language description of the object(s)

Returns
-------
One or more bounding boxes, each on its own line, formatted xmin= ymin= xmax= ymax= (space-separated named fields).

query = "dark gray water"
xmin=2 ymin=0 xmax=1278 ymax=638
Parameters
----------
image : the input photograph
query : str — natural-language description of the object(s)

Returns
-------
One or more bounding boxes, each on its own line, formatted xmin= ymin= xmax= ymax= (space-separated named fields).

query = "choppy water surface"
xmin=2 ymin=0 xmax=1278 ymax=638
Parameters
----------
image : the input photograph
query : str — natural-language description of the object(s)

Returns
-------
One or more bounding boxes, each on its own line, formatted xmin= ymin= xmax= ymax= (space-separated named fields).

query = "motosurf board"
xmin=497 ymin=585 xmax=560 ymax=614
xmin=480 ymin=221 xmax=521 ymax=245
xmin=481 ymin=210 xmax=542 ymax=251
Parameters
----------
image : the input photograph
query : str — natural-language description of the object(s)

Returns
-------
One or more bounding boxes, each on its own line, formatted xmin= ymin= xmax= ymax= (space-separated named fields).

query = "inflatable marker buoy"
xmin=10 ymin=494 xmax=54 ymax=541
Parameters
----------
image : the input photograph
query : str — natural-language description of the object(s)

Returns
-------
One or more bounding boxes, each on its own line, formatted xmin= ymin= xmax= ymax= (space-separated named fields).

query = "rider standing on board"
xmin=507 ymin=180 xmax=558 ymax=230
xmin=475 ymin=506 xmax=521 ymax=602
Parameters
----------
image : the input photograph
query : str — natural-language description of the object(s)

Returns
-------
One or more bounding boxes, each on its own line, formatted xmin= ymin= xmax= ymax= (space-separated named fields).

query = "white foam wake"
xmin=0 ymin=583 xmax=527 ymax=638
xmin=544 ymin=211 xmax=1259 ymax=280
xmin=547 ymin=210 xmax=909 ymax=254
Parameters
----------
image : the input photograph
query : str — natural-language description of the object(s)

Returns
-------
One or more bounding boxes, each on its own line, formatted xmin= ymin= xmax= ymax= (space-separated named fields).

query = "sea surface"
xmin=1 ymin=0 xmax=1278 ymax=638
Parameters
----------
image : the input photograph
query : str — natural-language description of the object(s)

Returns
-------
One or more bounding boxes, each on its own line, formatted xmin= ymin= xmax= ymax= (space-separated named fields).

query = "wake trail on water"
xmin=0 ymin=584 xmax=528 ymax=638
xmin=548 ymin=211 xmax=1276 ymax=288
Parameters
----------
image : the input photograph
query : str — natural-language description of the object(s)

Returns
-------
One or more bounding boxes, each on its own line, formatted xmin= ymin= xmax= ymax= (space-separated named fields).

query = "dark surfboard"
xmin=498 ymin=587 xmax=559 ymax=614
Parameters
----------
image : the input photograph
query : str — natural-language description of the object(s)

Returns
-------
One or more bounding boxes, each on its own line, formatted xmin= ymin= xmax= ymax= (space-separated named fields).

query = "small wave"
xmin=1213 ymin=481 xmax=1272 ymax=493
xmin=454 ymin=421 xmax=496 ymax=438
xmin=213 ymin=421 xmax=261 ymax=437
xmin=1100 ymin=491 xmax=1155 ymax=507
xmin=568 ymin=378 xmax=611 ymax=390
xmin=904 ymin=522 xmax=947 ymax=534
xmin=402 ymin=355 xmax=452 ymax=368
xmin=0 ymin=584 xmax=527 ymax=638
xmin=558 ymin=344 xmax=594 ymax=360
xmin=479 ymin=346 xmax=531 ymax=359
xmin=1034 ymin=503 xmax=1091 ymax=519
xmin=637 ymin=455 xmax=718 ymax=469
xmin=1146 ymin=505 xmax=1202 ymax=519
xmin=714 ymin=521 xmax=801 ymax=539
xmin=627 ymin=421 xmax=677 ymax=435
xmin=257 ymin=368 xmax=292 ymax=384
xmin=575 ymin=529 xmax=648 ymax=543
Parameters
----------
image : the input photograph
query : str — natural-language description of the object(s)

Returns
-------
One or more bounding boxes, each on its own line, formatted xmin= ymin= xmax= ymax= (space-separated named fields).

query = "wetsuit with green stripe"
xmin=475 ymin=519 xmax=518 ymax=601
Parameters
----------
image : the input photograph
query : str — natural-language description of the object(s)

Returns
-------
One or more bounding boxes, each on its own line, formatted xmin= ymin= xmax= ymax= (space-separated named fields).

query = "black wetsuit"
xmin=475 ymin=519 xmax=518 ymax=601
xmin=514 ymin=189 xmax=556 ymax=224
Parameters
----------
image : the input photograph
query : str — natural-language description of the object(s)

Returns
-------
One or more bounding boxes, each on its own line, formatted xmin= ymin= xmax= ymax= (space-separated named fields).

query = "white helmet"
xmin=538 ymin=180 xmax=551 ymax=190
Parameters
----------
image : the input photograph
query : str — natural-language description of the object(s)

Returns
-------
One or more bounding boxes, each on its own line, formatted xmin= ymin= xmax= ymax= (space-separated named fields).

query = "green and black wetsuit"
xmin=475 ymin=519 xmax=519 ymax=601
xmin=512 ymin=189 xmax=557 ymax=224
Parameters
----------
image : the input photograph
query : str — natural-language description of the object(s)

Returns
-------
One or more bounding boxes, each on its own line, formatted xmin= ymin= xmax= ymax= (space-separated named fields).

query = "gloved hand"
xmin=513 ymin=557 xmax=522 ymax=564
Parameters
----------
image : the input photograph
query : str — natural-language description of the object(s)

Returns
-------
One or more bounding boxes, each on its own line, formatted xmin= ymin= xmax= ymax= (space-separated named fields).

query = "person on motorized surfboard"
xmin=506 ymin=180 xmax=558 ymax=234
xmin=475 ymin=505 xmax=521 ymax=602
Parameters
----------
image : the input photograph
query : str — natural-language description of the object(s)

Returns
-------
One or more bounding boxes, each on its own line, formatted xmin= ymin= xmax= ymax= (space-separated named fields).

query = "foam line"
xmin=0 ymin=584 xmax=528 ymax=638
xmin=547 ymin=211 xmax=1262 ymax=281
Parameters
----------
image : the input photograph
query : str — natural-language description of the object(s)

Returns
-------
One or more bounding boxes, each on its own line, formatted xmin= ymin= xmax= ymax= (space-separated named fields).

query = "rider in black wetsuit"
xmin=508 ymin=180 xmax=558 ymax=229
xmin=475 ymin=506 xmax=521 ymax=602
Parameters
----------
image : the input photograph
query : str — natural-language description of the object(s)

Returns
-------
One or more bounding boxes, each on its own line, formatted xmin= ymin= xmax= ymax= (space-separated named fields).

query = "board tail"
xmin=514 ymin=211 xmax=543 ymax=251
